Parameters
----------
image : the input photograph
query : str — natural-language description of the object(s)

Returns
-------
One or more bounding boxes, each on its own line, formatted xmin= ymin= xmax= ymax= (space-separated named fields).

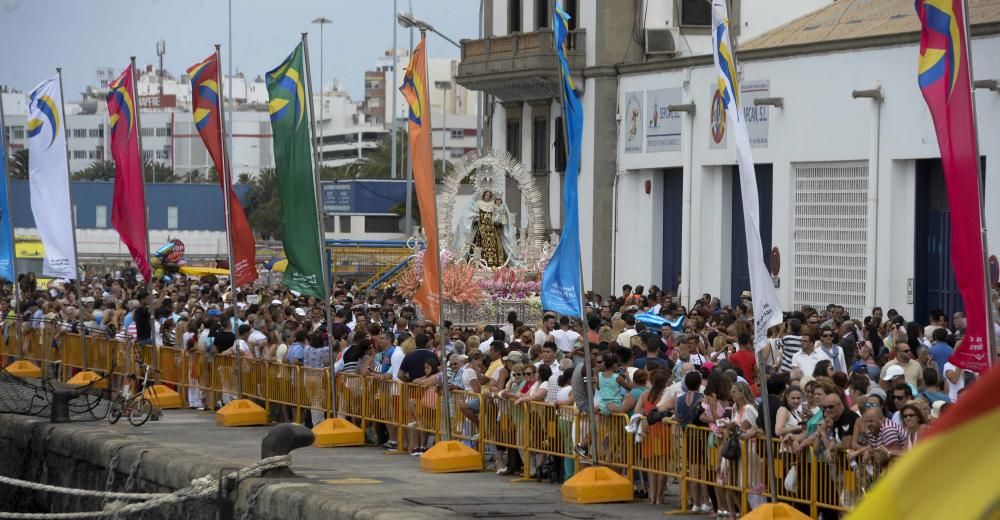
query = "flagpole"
xmin=0 ymin=91 xmax=21 ymax=361
xmin=214 ymin=44 xmax=243 ymax=400
xmin=131 ymin=57 xmax=159 ymax=383
xmin=302 ymin=32 xmax=339 ymax=419
xmin=959 ymin=0 xmax=998 ymax=364
xmin=56 ymin=68 xmax=88 ymax=375
xmin=552 ymin=12 xmax=598 ymax=463
xmin=724 ymin=12 xmax=777 ymax=503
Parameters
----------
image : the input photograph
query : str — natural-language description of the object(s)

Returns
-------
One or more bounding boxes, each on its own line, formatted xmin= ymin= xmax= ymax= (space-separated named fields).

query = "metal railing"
xmin=2 ymin=329 xmax=887 ymax=516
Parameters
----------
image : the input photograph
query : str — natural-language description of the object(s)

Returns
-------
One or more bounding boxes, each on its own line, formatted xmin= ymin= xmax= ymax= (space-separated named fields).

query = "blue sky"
xmin=0 ymin=0 xmax=479 ymax=101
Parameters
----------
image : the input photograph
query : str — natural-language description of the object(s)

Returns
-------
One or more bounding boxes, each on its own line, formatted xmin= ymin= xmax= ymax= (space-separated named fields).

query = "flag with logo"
xmin=399 ymin=35 xmax=440 ymax=324
xmin=0 ymin=99 xmax=15 ymax=282
xmin=915 ymin=0 xmax=991 ymax=372
xmin=106 ymin=64 xmax=151 ymax=282
xmin=188 ymin=52 xmax=258 ymax=287
xmin=711 ymin=0 xmax=782 ymax=349
xmin=27 ymin=76 xmax=77 ymax=280
xmin=541 ymin=2 xmax=584 ymax=318
xmin=266 ymin=43 xmax=325 ymax=299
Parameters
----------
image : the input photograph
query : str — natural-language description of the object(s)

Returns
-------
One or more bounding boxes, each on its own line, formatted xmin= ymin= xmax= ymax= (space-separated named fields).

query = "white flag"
xmin=27 ymin=76 xmax=78 ymax=280
xmin=711 ymin=1 xmax=782 ymax=350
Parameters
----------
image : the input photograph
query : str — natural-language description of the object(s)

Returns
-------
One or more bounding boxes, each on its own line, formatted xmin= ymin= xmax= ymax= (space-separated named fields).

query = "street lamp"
xmin=396 ymin=12 xmax=461 ymax=48
xmin=312 ymin=16 xmax=332 ymax=165
xmin=434 ymin=81 xmax=452 ymax=177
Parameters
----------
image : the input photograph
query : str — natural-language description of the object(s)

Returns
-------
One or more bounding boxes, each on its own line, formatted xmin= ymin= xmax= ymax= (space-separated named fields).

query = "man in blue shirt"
xmin=286 ymin=329 xmax=307 ymax=366
xmin=928 ymin=327 xmax=952 ymax=372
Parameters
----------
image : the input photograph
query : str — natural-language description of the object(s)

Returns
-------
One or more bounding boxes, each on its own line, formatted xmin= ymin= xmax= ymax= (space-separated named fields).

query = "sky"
xmin=0 ymin=0 xmax=480 ymax=101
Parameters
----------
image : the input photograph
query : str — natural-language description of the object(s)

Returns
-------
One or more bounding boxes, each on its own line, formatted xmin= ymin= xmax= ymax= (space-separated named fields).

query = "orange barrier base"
xmin=66 ymin=371 xmax=108 ymax=389
xmin=420 ymin=440 xmax=483 ymax=473
xmin=739 ymin=502 xmax=811 ymax=519
xmin=215 ymin=399 xmax=268 ymax=427
xmin=144 ymin=385 xmax=182 ymax=409
xmin=4 ymin=360 xmax=42 ymax=379
xmin=561 ymin=466 xmax=633 ymax=504
xmin=312 ymin=418 xmax=365 ymax=447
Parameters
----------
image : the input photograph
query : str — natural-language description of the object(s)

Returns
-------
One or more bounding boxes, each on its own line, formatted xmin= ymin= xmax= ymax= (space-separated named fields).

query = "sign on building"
xmin=138 ymin=95 xmax=177 ymax=109
xmin=645 ymin=88 xmax=682 ymax=152
xmin=622 ymin=91 xmax=643 ymax=154
xmin=707 ymin=79 xmax=770 ymax=149
xmin=321 ymin=183 xmax=352 ymax=213
xmin=709 ymin=84 xmax=727 ymax=149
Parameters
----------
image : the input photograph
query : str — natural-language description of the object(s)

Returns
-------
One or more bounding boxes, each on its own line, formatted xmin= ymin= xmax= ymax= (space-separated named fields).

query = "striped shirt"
xmin=860 ymin=418 xmax=906 ymax=450
xmin=779 ymin=335 xmax=802 ymax=373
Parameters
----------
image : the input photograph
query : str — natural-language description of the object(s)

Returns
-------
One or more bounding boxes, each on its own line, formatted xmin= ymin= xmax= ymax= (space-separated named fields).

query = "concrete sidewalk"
xmin=95 ymin=409 xmax=699 ymax=519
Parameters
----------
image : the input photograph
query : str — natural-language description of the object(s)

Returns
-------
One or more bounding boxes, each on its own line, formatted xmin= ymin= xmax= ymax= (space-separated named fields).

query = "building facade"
xmin=611 ymin=0 xmax=1000 ymax=321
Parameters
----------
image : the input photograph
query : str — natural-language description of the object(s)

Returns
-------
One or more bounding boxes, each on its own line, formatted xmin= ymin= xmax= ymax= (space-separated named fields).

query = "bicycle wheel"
xmin=108 ymin=397 xmax=125 ymax=425
xmin=128 ymin=398 xmax=153 ymax=427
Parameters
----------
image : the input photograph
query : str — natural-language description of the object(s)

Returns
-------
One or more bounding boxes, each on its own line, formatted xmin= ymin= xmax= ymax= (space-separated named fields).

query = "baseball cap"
xmin=294 ymin=307 xmax=307 ymax=317
xmin=503 ymin=351 xmax=524 ymax=363
xmin=271 ymin=299 xmax=282 ymax=306
xmin=207 ymin=309 xmax=222 ymax=317
xmin=882 ymin=365 xmax=905 ymax=381
xmin=930 ymin=400 xmax=947 ymax=419
xmin=865 ymin=387 xmax=887 ymax=402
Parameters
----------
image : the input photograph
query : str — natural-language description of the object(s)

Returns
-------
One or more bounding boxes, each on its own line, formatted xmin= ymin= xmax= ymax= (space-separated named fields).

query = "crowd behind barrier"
xmin=1 ymin=321 xmax=888 ymax=518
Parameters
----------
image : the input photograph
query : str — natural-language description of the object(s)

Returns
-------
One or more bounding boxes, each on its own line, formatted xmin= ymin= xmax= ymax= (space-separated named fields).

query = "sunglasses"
xmin=822 ymin=334 xmax=833 ymax=338
xmin=822 ymin=405 xmax=838 ymax=411
xmin=512 ymin=372 xmax=523 ymax=377
xmin=863 ymin=402 xmax=881 ymax=409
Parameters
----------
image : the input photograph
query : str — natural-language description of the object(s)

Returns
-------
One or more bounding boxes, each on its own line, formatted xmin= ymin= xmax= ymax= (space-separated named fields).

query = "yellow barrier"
xmin=11 ymin=331 xmax=888 ymax=513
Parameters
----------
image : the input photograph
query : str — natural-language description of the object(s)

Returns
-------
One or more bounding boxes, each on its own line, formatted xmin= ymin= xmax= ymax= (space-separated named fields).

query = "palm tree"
xmin=73 ymin=160 xmax=116 ymax=181
xmin=244 ymin=169 xmax=282 ymax=240
xmin=143 ymin=160 xmax=175 ymax=183
xmin=9 ymin=149 xmax=28 ymax=180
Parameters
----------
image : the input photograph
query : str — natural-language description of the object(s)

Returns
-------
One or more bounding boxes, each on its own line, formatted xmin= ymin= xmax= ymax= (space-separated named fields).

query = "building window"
xmin=167 ymin=206 xmax=179 ymax=229
xmin=141 ymin=127 xmax=154 ymax=137
xmin=792 ymin=162 xmax=870 ymax=317
xmin=532 ymin=115 xmax=548 ymax=172
xmin=88 ymin=128 xmax=101 ymax=138
xmin=364 ymin=216 xmax=400 ymax=233
xmin=553 ymin=116 xmax=565 ymax=172
xmin=142 ymin=150 xmax=154 ymax=162
xmin=505 ymin=118 xmax=521 ymax=162
xmin=95 ymin=205 xmax=107 ymax=228
xmin=88 ymin=150 xmax=96 ymax=159
xmin=535 ymin=0 xmax=550 ymax=29
xmin=164 ymin=126 xmax=172 ymax=137
xmin=564 ymin=0 xmax=577 ymax=30
xmin=509 ymin=0 xmax=522 ymax=33
xmin=450 ymin=129 xmax=464 ymax=140
xmin=156 ymin=127 xmax=168 ymax=137
xmin=156 ymin=148 xmax=170 ymax=160
xmin=72 ymin=128 xmax=87 ymax=138
xmin=339 ymin=215 xmax=351 ymax=233
xmin=96 ymin=148 xmax=104 ymax=160
xmin=72 ymin=150 xmax=87 ymax=159
xmin=681 ymin=0 xmax=712 ymax=26
xmin=12 ymin=126 xmax=24 ymax=140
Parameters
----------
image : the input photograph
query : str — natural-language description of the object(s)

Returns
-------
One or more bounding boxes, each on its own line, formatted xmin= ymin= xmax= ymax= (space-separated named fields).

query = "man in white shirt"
xmin=550 ymin=316 xmax=581 ymax=356
xmin=534 ymin=341 xmax=563 ymax=378
xmin=247 ymin=319 xmax=269 ymax=358
xmin=942 ymin=361 xmax=968 ymax=402
xmin=534 ymin=314 xmax=557 ymax=347
xmin=791 ymin=335 xmax=825 ymax=380
xmin=616 ymin=313 xmax=638 ymax=347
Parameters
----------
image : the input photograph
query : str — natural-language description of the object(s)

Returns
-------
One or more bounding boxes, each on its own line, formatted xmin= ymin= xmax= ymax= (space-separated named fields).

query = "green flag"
xmin=266 ymin=43 xmax=326 ymax=298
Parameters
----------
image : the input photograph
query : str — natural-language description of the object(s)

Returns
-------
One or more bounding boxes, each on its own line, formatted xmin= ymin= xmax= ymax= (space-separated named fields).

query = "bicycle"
xmin=108 ymin=363 xmax=157 ymax=426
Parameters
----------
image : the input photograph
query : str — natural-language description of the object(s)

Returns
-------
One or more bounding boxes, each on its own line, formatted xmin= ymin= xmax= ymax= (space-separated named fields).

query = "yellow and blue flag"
xmin=541 ymin=2 xmax=584 ymax=317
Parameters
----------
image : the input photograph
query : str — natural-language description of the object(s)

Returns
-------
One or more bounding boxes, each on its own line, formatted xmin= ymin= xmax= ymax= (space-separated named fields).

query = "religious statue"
xmin=453 ymin=189 xmax=520 ymax=268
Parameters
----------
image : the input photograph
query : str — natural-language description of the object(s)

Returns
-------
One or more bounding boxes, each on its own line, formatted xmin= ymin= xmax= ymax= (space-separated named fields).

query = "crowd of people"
xmin=4 ymin=268 xmax=999 ymax=517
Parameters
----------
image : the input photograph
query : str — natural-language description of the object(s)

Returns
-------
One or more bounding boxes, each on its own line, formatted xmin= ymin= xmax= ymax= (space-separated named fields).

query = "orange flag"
xmin=400 ymin=36 xmax=440 ymax=323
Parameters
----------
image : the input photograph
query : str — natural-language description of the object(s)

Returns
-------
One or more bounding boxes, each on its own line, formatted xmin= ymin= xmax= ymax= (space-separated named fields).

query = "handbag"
xmin=784 ymin=465 xmax=798 ymax=492
xmin=720 ymin=432 xmax=741 ymax=461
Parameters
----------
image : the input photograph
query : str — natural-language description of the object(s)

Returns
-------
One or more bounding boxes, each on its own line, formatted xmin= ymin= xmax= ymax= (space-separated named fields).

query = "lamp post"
xmin=312 ymin=16 xmax=332 ymax=168
xmin=434 ymin=81 xmax=451 ymax=178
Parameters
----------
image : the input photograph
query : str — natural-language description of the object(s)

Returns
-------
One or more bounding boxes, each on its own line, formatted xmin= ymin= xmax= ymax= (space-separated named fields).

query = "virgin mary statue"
xmin=452 ymin=190 xmax=520 ymax=267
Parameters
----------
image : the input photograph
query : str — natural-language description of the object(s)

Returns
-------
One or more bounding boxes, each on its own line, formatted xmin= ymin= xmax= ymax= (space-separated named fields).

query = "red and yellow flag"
xmin=399 ymin=36 xmax=440 ymax=324
xmin=187 ymin=52 xmax=258 ymax=287
xmin=849 ymin=366 xmax=1000 ymax=518
xmin=915 ymin=0 xmax=991 ymax=371
xmin=106 ymin=64 xmax=151 ymax=281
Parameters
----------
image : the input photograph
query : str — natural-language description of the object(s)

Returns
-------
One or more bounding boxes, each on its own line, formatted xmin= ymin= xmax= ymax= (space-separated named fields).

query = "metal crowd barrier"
xmin=5 ymin=329 xmax=889 ymax=516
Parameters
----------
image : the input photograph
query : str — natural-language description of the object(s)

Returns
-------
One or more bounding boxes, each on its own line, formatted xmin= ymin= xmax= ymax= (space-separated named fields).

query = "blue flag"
xmin=0 ymin=105 xmax=15 ymax=282
xmin=541 ymin=3 xmax=583 ymax=317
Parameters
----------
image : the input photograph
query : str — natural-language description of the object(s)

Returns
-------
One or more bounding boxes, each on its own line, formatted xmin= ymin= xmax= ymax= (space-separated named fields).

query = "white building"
xmin=612 ymin=0 xmax=1000 ymax=322
xmin=457 ymin=0 xmax=829 ymax=295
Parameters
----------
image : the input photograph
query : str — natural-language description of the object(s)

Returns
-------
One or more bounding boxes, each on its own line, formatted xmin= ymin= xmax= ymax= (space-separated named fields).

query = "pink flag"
xmin=107 ymin=64 xmax=151 ymax=281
